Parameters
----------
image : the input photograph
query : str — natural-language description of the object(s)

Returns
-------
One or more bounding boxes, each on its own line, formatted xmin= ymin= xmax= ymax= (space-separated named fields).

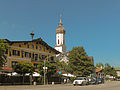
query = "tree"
xmin=56 ymin=59 xmax=68 ymax=72
xmin=14 ymin=62 xmax=34 ymax=84
xmin=0 ymin=39 xmax=8 ymax=68
xmin=96 ymin=62 xmax=104 ymax=68
xmin=68 ymin=46 xmax=94 ymax=76
xmin=37 ymin=60 xmax=56 ymax=84
xmin=104 ymin=63 xmax=117 ymax=78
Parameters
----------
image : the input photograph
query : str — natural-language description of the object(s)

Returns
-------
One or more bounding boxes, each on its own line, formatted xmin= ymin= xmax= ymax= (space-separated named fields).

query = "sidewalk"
xmin=0 ymin=83 xmax=73 ymax=88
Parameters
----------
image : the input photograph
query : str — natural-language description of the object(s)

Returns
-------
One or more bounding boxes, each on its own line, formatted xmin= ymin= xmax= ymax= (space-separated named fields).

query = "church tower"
xmin=55 ymin=15 xmax=66 ymax=53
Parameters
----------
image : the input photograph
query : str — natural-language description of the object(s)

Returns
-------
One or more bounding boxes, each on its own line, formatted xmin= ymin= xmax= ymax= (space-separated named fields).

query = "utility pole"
xmin=44 ymin=59 xmax=46 ymax=85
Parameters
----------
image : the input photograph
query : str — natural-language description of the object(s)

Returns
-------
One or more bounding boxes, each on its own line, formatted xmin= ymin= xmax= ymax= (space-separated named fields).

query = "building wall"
xmin=5 ymin=41 xmax=57 ymax=68
xmin=116 ymin=70 xmax=120 ymax=77
xmin=55 ymin=46 xmax=63 ymax=53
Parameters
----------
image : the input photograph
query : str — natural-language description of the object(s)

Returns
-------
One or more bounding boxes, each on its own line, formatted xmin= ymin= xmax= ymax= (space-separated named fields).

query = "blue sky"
xmin=0 ymin=0 xmax=120 ymax=67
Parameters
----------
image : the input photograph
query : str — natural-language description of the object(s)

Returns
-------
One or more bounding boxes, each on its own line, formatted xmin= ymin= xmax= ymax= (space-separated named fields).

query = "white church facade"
xmin=55 ymin=16 xmax=68 ymax=63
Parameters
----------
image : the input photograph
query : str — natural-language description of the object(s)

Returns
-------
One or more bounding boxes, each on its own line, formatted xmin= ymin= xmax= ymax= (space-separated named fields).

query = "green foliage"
xmin=56 ymin=59 xmax=68 ymax=72
xmin=68 ymin=46 xmax=94 ymax=76
xmin=96 ymin=62 xmax=104 ymax=68
xmin=14 ymin=62 xmax=34 ymax=75
xmin=37 ymin=76 xmax=44 ymax=84
xmin=0 ymin=39 xmax=8 ymax=68
xmin=37 ymin=60 xmax=56 ymax=78
xmin=104 ymin=63 xmax=117 ymax=77
xmin=70 ymin=77 xmax=77 ymax=82
xmin=14 ymin=62 xmax=34 ymax=83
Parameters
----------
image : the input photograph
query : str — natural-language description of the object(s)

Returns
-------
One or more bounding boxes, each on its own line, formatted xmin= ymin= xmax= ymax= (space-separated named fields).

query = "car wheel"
xmin=75 ymin=81 xmax=78 ymax=86
xmin=81 ymin=82 xmax=84 ymax=86
xmin=73 ymin=84 xmax=76 ymax=86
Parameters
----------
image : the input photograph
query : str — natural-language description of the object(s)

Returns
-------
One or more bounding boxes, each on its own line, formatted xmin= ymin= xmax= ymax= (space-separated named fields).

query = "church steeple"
xmin=55 ymin=15 xmax=66 ymax=53
xmin=59 ymin=15 xmax=63 ymax=26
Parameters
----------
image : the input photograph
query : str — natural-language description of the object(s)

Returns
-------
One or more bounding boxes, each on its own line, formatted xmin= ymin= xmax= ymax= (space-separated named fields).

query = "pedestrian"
xmin=64 ymin=78 xmax=66 ymax=84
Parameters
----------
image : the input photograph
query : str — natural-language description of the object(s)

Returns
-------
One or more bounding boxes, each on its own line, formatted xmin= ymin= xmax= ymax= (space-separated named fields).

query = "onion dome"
xmin=56 ymin=15 xmax=65 ymax=34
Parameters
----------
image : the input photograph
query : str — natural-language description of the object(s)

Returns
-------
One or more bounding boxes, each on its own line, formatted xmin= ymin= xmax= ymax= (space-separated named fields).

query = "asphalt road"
xmin=0 ymin=81 xmax=120 ymax=90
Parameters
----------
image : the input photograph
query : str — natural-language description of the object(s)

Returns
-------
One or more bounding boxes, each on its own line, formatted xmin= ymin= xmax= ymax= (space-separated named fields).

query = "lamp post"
xmin=44 ymin=59 xmax=46 ymax=85
xmin=43 ymin=58 xmax=48 ymax=85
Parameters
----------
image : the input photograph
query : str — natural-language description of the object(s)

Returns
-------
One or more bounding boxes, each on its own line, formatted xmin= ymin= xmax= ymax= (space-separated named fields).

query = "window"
xmin=42 ymin=55 xmax=47 ymax=59
xmin=39 ymin=54 xmax=42 ymax=60
xmin=39 ymin=46 xmax=42 ymax=50
xmin=12 ymin=50 xmax=15 ymax=55
xmin=36 ymin=45 xmax=38 ymax=49
xmin=5 ymin=49 xmax=8 ymax=54
xmin=9 ymin=48 xmax=11 ymax=56
xmin=27 ymin=45 xmax=29 ymax=48
xmin=35 ymin=54 xmax=38 ymax=61
xmin=34 ymin=63 xmax=38 ymax=69
xmin=12 ymin=50 xmax=20 ymax=56
xmin=12 ymin=61 xmax=18 ymax=68
xmin=58 ymin=39 xmax=59 ymax=44
xmin=21 ymin=50 xmax=24 ymax=58
xmin=32 ymin=53 xmax=34 ymax=59
xmin=49 ymin=51 xmax=51 ymax=53
xmin=31 ymin=45 xmax=34 ymax=49
xmin=18 ymin=51 xmax=20 ymax=56
xmin=44 ymin=47 xmax=45 ymax=51
xmin=25 ymin=52 xmax=29 ymax=58
xmin=51 ymin=56 xmax=54 ymax=61
xmin=36 ymin=42 xmax=39 ymax=44
xmin=19 ymin=44 xmax=21 ymax=47
xmin=46 ymin=47 xmax=49 ymax=50
xmin=29 ymin=53 xmax=31 ymax=58
xmin=50 ymin=56 xmax=54 ymax=62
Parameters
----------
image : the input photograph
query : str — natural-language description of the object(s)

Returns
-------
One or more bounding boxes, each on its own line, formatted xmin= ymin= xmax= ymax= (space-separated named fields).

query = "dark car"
xmin=88 ymin=77 xmax=97 ymax=85
xmin=96 ymin=77 xmax=104 ymax=84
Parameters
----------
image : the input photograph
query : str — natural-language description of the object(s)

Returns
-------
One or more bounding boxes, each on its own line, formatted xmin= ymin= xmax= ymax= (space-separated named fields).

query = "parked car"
xmin=88 ymin=77 xmax=97 ymax=85
xmin=96 ymin=77 xmax=104 ymax=84
xmin=73 ymin=77 xmax=89 ymax=86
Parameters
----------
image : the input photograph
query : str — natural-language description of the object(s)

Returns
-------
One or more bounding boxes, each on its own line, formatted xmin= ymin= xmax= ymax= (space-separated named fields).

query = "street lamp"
xmin=42 ymin=55 xmax=55 ymax=85
xmin=43 ymin=58 xmax=48 ymax=85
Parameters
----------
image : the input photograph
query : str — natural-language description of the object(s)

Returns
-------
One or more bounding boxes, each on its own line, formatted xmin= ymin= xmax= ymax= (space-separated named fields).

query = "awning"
xmin=62 ymin=73 xmax=76 ymax=77
xmin=26 ymin=72 xmax=41 ymax=77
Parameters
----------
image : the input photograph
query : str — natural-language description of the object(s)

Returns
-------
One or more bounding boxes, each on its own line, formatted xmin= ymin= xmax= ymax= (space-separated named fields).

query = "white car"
xmin=73 ymin=77 xmax=89 ymax=86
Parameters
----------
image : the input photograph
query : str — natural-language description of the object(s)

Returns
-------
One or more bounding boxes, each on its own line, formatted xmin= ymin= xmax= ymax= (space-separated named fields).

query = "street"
xmin=0 ymin=81 xmax=120 ymax=90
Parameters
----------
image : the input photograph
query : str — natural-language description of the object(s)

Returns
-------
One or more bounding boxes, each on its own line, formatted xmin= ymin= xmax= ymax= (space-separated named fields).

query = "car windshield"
xmin=76 ymin=78 xmax=84 ymax=80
